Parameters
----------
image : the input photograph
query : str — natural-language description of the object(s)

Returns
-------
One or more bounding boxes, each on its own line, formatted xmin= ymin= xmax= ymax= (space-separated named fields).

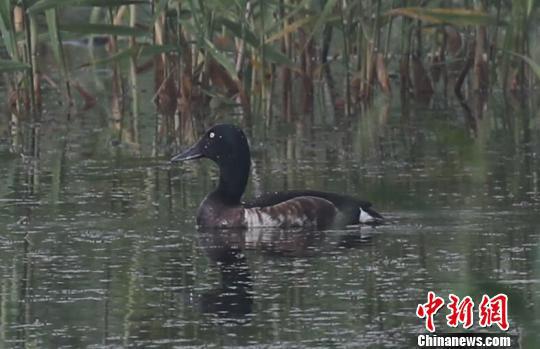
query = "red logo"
xmin=446 ymin=294 xmax=474 ymax=329
xmin=479 ymin=294 xmax=509 ymax=331
xmin=416 ymin=291 xmax=445 ymax=332
xmin=416 ymin=292 xmax=509 ymax=332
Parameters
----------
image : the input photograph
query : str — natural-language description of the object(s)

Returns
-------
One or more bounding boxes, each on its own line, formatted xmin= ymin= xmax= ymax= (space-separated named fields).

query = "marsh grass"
xmin=0 ymin=0 xmax=539 ymax=149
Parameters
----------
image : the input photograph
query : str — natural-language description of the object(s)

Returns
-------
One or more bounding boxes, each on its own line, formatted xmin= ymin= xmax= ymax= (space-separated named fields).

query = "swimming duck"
xmin=171 ymin=124 xmax=383 ymax=229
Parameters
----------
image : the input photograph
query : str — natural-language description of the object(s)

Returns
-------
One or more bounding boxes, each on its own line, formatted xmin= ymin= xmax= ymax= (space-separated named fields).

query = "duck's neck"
xmin=215 ymin=160 xmax=250 ymax=205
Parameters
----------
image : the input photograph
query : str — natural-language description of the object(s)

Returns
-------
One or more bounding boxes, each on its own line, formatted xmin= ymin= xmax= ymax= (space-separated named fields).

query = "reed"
xmin=0 ymin=0 xmax=539 ymax=147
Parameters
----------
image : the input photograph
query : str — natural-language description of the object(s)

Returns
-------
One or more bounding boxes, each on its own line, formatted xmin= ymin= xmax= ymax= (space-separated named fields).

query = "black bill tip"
xmin=170 ymin=142 xmax=204 ymax=163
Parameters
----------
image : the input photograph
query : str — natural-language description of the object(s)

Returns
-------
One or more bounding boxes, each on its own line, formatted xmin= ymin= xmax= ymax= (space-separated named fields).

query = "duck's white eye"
xmin=209 ymin=132 xmax=215 ymax=139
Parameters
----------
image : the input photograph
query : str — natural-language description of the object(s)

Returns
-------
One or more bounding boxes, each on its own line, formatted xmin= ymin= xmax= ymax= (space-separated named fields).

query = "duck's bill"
xmin=170 ymin=142 xmax=204 ymax=162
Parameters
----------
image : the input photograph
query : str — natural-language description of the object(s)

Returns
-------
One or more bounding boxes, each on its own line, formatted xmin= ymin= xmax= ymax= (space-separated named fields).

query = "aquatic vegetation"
xmin=0 ymin=0 xmax=539 ymax=147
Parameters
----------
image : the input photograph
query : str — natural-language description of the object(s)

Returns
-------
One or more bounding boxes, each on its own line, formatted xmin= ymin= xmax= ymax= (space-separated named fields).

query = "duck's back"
xmin=244 ymin=190 xmax=383 ymax=225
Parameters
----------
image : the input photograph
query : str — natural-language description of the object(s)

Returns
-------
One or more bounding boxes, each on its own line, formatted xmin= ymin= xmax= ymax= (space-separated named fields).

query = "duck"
xmin=171 ymin=124 xmax=383 ymax=229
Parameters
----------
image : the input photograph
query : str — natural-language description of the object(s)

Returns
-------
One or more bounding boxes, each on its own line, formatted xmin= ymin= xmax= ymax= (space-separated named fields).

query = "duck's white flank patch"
xmin=243 ymin=208 xmax=308 ymax=227
xmin=359 ymin=207 xmax=375 ymax=223
xmin=244 ymin=208 xmax=280 ymax=227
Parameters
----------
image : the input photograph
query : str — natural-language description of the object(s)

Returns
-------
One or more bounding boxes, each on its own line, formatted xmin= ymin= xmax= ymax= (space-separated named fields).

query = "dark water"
xmin=1 ymin=94 xmax=540 ymax=348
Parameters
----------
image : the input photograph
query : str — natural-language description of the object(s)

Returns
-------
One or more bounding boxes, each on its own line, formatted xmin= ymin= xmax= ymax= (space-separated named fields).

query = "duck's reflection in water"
xmin=198 ymin=237 xmax=253 ymax=319
xmin=196 ymin=227 xmax=375 ymax=320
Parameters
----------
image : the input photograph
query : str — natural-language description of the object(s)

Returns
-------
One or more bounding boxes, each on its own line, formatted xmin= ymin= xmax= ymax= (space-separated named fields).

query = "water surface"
xmin=1 ymin=95 xmax=539 ymax=348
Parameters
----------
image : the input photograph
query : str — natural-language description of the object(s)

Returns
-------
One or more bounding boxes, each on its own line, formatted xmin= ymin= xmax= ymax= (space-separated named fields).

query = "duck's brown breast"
xmin=197 ymin=198 xmax=245 ymax=228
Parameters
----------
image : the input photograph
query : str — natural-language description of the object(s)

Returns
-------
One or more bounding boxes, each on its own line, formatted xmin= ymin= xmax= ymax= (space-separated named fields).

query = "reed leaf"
xmin=263 ymin=0 xmax=312 ymax=34
xmin=80 ymin=44 xmax=180 ymax=67
xmin=0 ymin=0 xmax=17 ymax=59
xmin=0 ymin=59 xmax=31 ymax=73
xmin=28 ymin=0 xmax=146 ymax=14
xmin=262 ymin=45 xmax=295 ymax=67
xmin=46 ymin=8 xmax=73 ymax=102
xmin=151 ymin=0 xmax=169 ymax=23
xmin=387 ymin=7 xmax=502 ymax=26
xmin=33 ymin=30 xmax=79 ymax=44
xmin=217 ymin=17 xmax=259 ymax=49
xmin=217 ymin=17 xmax=294 ymax=67
xmin=266 ymin=16 xmax=313 ymax=43
xmin=137 ymin=44 xmax=181 ymax=57
xmin=311 ymin=0 xmax=337 ymax=38
xmin=509 ymin=52 xmax=540 ymax=82
xmin=79 ymin=46 xmax=137 ymax=67
xmin=204 ymin=38 xmax=237 ymax=80
xmin=59 ymin=23 xmax=149 ymax=37
xmin=526 ymin=0 xmax=536 ymax=17
xmin=45 ymin=9 xmax=64 ymax=71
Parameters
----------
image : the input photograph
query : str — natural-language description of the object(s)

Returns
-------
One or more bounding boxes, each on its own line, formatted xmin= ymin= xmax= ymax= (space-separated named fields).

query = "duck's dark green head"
xmin=171 ymin=124 xmax=251 ymax=203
